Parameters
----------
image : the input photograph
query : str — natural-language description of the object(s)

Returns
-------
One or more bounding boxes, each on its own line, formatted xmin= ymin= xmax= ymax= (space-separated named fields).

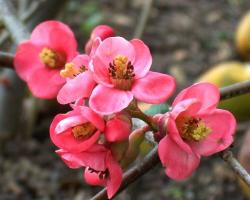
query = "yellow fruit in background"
xmin=197 ymin=61 xmax=250 ymax=121
xmin=236 ymin=11 xmax=250 ymax=60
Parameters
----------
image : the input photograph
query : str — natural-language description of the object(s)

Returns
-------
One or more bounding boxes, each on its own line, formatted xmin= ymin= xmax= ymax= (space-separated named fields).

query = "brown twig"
xmin=220 ymin=150 xmax=250 ymax=185
xmin=0 ymin=52 xmax=14 ymax=69
xmin=220 ymin=80 xmax=250 ymax=100
xmin=91 ymin=80 xmax=250 ymax=200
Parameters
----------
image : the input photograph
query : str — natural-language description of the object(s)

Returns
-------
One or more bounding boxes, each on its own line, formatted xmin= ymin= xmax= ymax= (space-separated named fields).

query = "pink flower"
xmin=14 ymin=20 xmax=78 ymax=99
xmin=158 ymin=83 xmax=236 ymax=180
xmin=89 ymin=36 xmax=176 ymax=115
xmin=104 ymin=112 xmax=132 ymax=142
xmin=56 ymin=145 xmax=122 ymax=199
xmin=85 ymin=25 xmax=115 ymax=55
xmin=50 ymin=106 xmax=104 ymax=152
xmin=57 ymin=54 xmax=96 ymax=104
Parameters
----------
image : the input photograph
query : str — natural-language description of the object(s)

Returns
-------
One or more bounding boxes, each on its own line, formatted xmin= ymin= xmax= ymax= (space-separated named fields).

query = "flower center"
xmin=178 ymin=117 xmax=211 ymax=142
xmin=39 ymin=47 xmax=66 ymax=69
xmin=60 ymin=63 xmax=86 ymax=79
xmin=109 ymin=55 xmax=135 ymax=90
xmin=88 ymin=167 xmax=109 ymax=180
xmin=72 ymin=122 xmax=96 ymax=140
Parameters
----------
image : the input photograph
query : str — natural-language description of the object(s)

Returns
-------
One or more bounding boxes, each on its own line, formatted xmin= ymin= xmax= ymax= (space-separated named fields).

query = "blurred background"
xmin=1 ymin=0 xmax=250 ymax=199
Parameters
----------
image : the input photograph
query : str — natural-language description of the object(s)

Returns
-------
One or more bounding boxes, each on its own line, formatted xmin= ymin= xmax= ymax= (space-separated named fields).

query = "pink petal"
xmin=167 ymin=116 xmax=193 ymax=154
xmin=56 ymin=149 xmax=82 ymax=169
xmin=56 ymin=145 xmax=107 ymax=170
xmin=31 ymin=20 xmax=75 ymax=46
xmin=106 ymin=152 xmax=123 ymax=199
xmin=158 ymin=136 xmax=200 ymax=180
xmin=89 ymin=85 xmax=133 ymax=115
xmin=172 ymin=82 xmax=220 ymax=111
xmin=80 ymin=106 xmax=105 ymax=131
xmin=14 ymin=41 xmax=43 ymax=81
xmin=132 ymin=71 xmax=175 ymax=104
xmin=170 ymin=98 xmax=201 ymax=119
xmin=53 ymin=129 xmax=100 ymax=153
xmin=89 ymin=37 xmax=102 ymax=58
xmin=49 ymin=28 xmax=77 ymax=61
xmin=92 ymin=56 xmax=113 ymax=87
xmin=104 ymin=117 xmax=131 ymax=142
xmin=95 ymin=36 xmax=135 ymax=67
xmin=57 ymin=71 xmax=96 ymax=104
xmin=130 ymin=39 xmax=152 ymax=78
xmin=84 ymin=168 xmax=106 ymax=186
xmin=71 ymin=54 xmax=90 ymax=69
xmin=55 ymin=115 xmax=86 ymax=134
xmin=28 ymin=67 xmax=65 ymax=99
xmin=190 ymin=109 xmax=236 ymax=156
xmin=71 ymin=98 xmax=85 ymax=108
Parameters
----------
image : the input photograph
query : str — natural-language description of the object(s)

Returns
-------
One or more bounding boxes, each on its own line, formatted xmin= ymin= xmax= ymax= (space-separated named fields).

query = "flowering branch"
xmin=91 ymin=80 xmax=250 ymax=200
xmin=0 ymin=52 xmax=14 ymax=69
xmin=0 ymin=0 xmax=69 ymax=140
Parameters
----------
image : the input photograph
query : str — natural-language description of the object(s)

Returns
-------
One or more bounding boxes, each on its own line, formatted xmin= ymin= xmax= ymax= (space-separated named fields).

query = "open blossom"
xmin=158 ymin=83 xmax=236 ymax=180
xmin=56 ymin=145 xmax=122 ymax=199
xmin=50 ymin=106 xmax=104 ymax=153
xmin=14 ymin=20 xmax=78 ymax=99
xmin=85 ymin=25 xmax=115 ymax=55
xmin=57 ymin=54 xmax=96 ymax=104
xmin=89 ymin=36 xmax=176 ymax=115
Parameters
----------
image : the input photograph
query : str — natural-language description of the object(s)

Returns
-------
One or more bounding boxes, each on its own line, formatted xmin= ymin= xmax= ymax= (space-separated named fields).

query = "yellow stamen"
xmin=113 ymin=55 xmax=128 ymax=78
xmin=60 ymin=63 xmax=86 ymax=79
xmin=180 ymin=117 xmax=211 ymax=142
xmin=60 ymin=63 xmax=81 ymax=78
xmin=39 ymin=47 xmax=65 ymax=68
xmin=109 ymin=55 xmax=135 ymax=90
xmin=72 ymin=122 xmax=96 ymax=140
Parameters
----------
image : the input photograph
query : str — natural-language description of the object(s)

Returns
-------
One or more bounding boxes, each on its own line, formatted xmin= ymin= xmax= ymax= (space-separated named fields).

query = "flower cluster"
xmin=14 ymin=21 xmax=236 ymax=199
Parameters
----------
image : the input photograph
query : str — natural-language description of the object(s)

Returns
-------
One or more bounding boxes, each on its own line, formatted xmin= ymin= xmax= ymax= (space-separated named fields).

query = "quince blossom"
xmin=56 ymin=145 xmax=122 ymax=199
xmin=50 ymin=106 xmax=104 ymax=153
xmin=158 ymin=83 xmax=236 ymax=180
xmin=14 ymin=20 xmax=78 ymax=98
xmin=89 ymin=36 xmax=176 ymax=115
